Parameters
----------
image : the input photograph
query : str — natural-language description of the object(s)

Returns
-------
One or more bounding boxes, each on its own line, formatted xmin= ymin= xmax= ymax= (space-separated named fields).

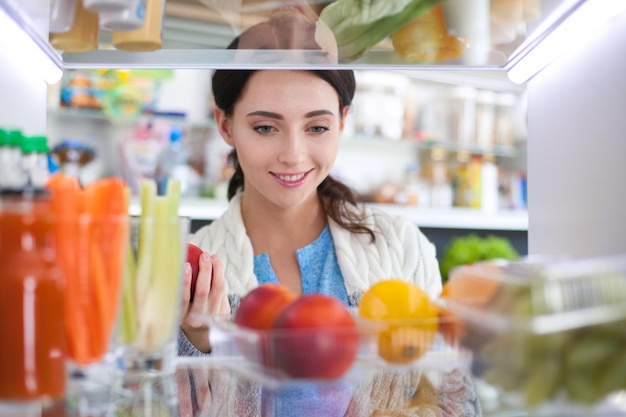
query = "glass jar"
xmin=0 ymin=194 xmax=66 ymax=406
xmin=441 ymin=86 xmax=477 ymax=146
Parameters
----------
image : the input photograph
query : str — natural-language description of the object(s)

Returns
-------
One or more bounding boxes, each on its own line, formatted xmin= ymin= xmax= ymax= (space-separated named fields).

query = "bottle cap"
xmin=4 ymin=129 xmax=23 ymax=147
xmin=169 ymin=125 xmax=183 ymax=143
xmin=21 ymin=136 xmax=49 ymax=154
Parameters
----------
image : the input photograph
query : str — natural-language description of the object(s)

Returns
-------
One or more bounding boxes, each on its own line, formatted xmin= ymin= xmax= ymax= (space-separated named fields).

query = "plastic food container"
xmin=441 ymin=256 xmax=626 ymax=415
xmin=189 ymin=312 xmax=471 ymax=387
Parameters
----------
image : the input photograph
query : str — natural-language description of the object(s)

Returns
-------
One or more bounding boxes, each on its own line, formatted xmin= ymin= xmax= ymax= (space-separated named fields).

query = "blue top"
xmin=253 ymin=224 xmax=352 ymax=417
xmin=253 ymin=224 xmax=349 ymax=305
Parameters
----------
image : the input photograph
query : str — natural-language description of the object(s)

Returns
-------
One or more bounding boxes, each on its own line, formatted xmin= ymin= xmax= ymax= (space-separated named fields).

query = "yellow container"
xmin=49 ymin=0 xmax=100 ymax=53
xmin=112 ymin=0 xmax=163 ymax=52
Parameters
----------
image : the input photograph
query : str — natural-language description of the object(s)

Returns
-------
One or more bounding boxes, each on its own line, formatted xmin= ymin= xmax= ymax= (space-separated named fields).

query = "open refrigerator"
xmin=1 ymin=0 xmax=625 ymax=416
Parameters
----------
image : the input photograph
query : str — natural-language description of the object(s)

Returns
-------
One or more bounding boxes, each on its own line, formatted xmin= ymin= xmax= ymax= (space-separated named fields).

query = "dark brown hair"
xmin=211 ymin=70 xmax=375 ymax=241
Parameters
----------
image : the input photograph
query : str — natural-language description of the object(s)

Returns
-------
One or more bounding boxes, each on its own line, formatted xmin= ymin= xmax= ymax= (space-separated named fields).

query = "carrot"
xmin=45 ymin=174 xmax=92 ymax=364
xmin=93 ymin=178 xmax=129 ymax=333
xmin=46 ymin=173 xmax=130 ymax=366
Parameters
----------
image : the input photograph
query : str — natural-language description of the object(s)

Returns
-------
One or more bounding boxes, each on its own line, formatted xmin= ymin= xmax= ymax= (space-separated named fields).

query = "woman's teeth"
xmin=277 ymin=173 xmax=305 ymax=182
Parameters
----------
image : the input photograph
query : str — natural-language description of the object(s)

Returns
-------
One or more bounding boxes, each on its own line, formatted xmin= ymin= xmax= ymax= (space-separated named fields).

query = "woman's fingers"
xmin=180 ymin=262 xmax=192 ymax=323
xmin=176 ymin=367 xmax=194 ymax=417
xmin=179 ymin=251 xmax=230 ymax=353
xmin=190 ymin=252 xmax=214 ymax=312
xmin=207 ymin=255 xmax=229 ymax=315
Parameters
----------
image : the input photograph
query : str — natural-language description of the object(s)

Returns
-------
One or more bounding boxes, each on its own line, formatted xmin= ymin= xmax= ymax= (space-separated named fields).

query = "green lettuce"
xmin=320 ymin=0 xmax=443 ymax=60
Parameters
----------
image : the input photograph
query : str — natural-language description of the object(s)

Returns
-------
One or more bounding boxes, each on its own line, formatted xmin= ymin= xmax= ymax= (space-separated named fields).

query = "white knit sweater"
xmin=189 ymin=193 xmax=443 ymax=304
xmin=180 ymin=196 xmax=481 ymax=416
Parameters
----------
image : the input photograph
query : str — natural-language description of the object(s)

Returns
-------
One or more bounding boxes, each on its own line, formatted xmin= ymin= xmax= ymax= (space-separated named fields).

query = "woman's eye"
xmin=310 ymin=126 xmax=330 ymax=134
xmin=254 ymin=125 xmax=275 ymax=134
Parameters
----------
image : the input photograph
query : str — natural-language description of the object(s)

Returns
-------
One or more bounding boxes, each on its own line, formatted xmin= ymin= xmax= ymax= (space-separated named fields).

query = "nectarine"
xmin=234 ymin=284 xmax=297 ymax=366
xmin=272 ymin=294 xmax=359 ymax=379
xmin=186 ymin=244 xmax=203 ymax=302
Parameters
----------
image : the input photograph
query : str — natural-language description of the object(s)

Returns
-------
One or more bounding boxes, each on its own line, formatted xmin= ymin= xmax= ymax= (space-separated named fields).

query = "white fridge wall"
xmin=0 ymin=53 xmax=48 ymax=134
xmin=527 ymin=11 xmax=626 ymax=256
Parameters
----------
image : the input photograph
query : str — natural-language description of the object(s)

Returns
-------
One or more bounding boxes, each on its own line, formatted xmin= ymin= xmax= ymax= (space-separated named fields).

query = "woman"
xmin=177 ymin=70 xmax=478 ymax=416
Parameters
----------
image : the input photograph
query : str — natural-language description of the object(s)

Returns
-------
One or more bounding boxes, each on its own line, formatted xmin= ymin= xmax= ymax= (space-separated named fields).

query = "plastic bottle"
xmin=156 ymin=125 xmax=190 ymax=196
xmin=49 ymin=0 xmax=78 ymax=33
xmin=112 ymin=0 xmax=165 ymax=52
xmin=21 ymin=136 xmax=51 ymax=190
xmin=0 ymin=129 xmax=25 ymax=191
xmin=49 ymin=0 xmax=100 ymax=53
xmin=480 ymin=154 xmax=499 ymax=213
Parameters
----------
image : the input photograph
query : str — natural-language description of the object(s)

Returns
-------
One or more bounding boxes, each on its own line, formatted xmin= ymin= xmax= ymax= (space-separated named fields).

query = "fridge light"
xmin=507 ymin=0 xmax=626 ymax=84
xmin=0 ymin=6 xmax=64 ymax=85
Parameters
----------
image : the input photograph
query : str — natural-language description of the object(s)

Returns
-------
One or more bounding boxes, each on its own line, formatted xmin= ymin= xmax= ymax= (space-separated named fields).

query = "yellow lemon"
xmin=359 ymin=279 xmax=439 ymax=364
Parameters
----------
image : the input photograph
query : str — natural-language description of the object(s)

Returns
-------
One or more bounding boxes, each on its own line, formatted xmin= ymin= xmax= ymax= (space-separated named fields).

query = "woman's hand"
xmin=180 ymin=252 xmax=230 ymax=353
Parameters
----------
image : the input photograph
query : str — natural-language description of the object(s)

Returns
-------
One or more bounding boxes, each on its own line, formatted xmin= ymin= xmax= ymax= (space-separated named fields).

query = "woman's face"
xmin=215 ymin=71 xmax=347 ymax=211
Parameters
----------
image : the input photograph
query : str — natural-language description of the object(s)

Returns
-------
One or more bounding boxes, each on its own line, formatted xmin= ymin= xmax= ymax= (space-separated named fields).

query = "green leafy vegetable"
xmin=440 ymin=234 xmax=520 ymax=282
xmin=320 ymin=0 xmax=442 ymax=60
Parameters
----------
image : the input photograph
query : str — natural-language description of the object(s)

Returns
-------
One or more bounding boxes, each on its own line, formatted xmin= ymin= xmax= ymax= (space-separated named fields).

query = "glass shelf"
xmin=51 ymin=0 xmax=572 ymax=70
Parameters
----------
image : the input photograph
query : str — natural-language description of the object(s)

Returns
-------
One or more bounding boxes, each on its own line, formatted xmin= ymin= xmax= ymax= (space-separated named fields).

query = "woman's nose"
xmin=277 ymin=134 xmax=306 ymax=166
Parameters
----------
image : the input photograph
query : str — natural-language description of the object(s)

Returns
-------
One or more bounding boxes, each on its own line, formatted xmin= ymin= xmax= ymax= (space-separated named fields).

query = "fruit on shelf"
xmin=234 ymin=284 xmax=297 ymax=366
xmin=359 ymin=278 xmax=439 ymax=364
xmin=186 ymin=243 xmax=203 ymax=302
xmin=234 ymin=284 xmax=298 ymax=330
xmin=391 ymin=4 xmax=467 ymax=62
xmin=272 ymin=294 xmax=360 ymax=379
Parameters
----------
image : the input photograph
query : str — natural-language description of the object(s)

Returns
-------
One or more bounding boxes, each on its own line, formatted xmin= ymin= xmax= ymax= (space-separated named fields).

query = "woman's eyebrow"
xmin=247 ymin=109 xmax=335 ymax=119
xmin=247 ymin=110 xmax=283 ymax=119
xmin=304 ymin=110 xmax=334 ymax=118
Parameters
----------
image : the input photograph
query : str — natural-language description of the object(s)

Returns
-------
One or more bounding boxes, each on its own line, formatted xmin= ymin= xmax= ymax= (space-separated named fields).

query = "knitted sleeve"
xmin=189 ymin=194 xmax=258 ymax=298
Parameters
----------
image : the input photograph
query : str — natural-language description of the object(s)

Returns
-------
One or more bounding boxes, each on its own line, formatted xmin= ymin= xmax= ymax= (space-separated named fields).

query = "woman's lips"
xmin=271 ymin=170 xmax=311 ymax=187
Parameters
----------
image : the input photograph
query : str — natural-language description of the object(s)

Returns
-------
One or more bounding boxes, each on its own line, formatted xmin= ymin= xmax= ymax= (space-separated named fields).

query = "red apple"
xmin=233 ymin=284 xmax=297 ymax=366
xmin=272 ymin=294 xmax=360 ymax=379
xmin=186 ymin=243 xmax=203 ymax=302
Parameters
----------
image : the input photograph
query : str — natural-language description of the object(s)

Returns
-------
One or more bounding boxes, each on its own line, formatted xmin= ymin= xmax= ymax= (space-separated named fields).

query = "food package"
xmin=441 ymin=255 xmax=626 ymax=415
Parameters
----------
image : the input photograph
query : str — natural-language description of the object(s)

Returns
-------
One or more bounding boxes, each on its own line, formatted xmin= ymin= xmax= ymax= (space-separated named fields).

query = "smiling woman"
xmin=175 ymin=69 xmax=478 ymax=416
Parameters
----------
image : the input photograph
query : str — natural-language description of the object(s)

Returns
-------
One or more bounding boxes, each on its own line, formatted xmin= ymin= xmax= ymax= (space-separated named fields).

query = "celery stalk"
xmin=134 ymin=179 xmax=183 ymax=353
xmin=119 ymin=186 xmax=138 ymax=344
xmin=135 ymin=180 xmax=157 ymax=316
xmin=119 ymin=241 xmax=138 ymax=344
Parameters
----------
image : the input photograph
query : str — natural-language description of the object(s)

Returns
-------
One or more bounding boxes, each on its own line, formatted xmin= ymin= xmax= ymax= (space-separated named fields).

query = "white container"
xmin=480 ymin=156 xmax=499 ymax=214
xmin=494 ymin=92 xmax=518 ymax=146
xmin=475 ymin=90 xmax=497 ymax=147
xmin=49 ymin=0 xmax=78 ymax=33
xmin=443 ymin=0 xmax=491 ymax=65
xmin=439 ymin=86 xmax=477 ymax=145
xmin=84 ymin=0 xmax=131 ymax=12
xmin=99 ymin=0 xmax=146 ymax=31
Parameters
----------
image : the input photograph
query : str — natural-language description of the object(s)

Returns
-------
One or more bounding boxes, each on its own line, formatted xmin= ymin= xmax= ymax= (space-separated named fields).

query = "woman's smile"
xmin=271 ymin=170 xmax=312 ymax=187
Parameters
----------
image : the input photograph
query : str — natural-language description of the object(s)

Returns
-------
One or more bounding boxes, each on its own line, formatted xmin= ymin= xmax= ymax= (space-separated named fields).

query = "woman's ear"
xmin=339 ymin=105 xmax=350 ymax=133
xmin=214 ymin=107 xmax=235 ymax=147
